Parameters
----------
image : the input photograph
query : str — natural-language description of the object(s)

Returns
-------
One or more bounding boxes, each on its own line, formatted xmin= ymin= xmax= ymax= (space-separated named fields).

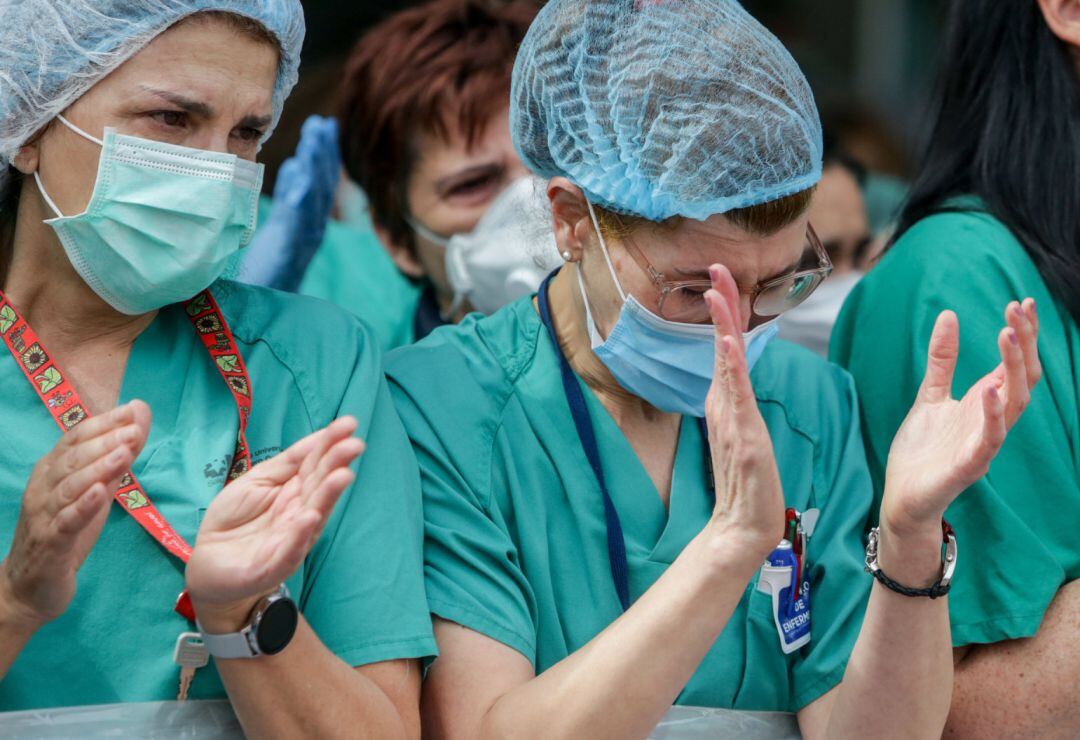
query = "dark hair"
xmin=894 ymin=0 xmax=1080 ymax=325
xmin=1 ymin=169 xmax=23 ymax=266
xmin=337 ymin=0 xmax=540 ymax=252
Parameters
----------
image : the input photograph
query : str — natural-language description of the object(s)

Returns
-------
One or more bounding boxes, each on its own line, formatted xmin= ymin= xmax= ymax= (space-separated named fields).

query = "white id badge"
xmin=755 ymin=543 xmax=811 ymax=654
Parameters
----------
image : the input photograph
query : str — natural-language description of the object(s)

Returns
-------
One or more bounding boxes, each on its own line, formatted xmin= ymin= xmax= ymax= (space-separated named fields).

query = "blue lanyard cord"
xmin=536 ymin=271 xmax=714 ymax=613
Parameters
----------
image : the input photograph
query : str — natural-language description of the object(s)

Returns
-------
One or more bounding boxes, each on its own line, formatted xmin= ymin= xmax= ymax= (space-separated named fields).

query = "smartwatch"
xmin=197 ymin=585 xmax=299 ymax=659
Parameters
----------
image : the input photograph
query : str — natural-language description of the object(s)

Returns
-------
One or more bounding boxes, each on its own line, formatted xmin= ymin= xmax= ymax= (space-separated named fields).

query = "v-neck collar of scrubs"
xmin=578 ymin=389 xmax=710 ymax=566
xmin=116 ymin=303 xmax=237 ymax=506
xmin=534 ymin=274 xmax=713 ymax=608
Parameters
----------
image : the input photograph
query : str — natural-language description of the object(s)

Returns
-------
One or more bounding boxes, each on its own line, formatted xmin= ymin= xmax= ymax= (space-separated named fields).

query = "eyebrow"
xmin=137 ymin=85 xmax=272 ymax=129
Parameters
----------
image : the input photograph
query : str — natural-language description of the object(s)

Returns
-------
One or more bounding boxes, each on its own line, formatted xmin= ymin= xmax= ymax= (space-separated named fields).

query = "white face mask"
xmin=776 ymin=270 xmax=862 ymax=357
xmin=442 ymin=176 xmax=564 ymax=315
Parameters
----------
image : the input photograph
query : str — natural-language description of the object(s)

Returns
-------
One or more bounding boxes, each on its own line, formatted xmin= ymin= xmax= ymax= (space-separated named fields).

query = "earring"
xmin=561 ymin=250 xmax=573 ymax=262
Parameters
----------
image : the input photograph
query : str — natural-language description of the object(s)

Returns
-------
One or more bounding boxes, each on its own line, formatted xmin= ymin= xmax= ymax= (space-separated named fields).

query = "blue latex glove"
xmin=239 ymin=115 xmax=341 ymax=291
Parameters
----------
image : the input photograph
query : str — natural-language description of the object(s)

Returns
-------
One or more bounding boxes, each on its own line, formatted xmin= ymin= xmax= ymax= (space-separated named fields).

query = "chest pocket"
xmin=733 ymin=583 xmax=801 ymax=710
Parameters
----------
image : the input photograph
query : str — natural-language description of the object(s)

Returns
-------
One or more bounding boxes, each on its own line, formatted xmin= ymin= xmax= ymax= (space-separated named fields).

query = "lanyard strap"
xmin=536 ymin=272 xmax=714 ymax=613
xmin=0 ymin=289 xmax=253 ymax=619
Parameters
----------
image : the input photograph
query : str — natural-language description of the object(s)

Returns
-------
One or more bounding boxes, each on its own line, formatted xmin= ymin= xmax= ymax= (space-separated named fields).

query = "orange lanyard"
xmin=0 ymin=289 xmax=253 ymax=621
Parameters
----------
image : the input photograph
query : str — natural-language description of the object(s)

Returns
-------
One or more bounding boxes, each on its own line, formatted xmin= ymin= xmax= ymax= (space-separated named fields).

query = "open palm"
xmin=185 ymin=417 xmax=365 ymax=605
xmin=883 ymin=300 xmax=1040 ymax=529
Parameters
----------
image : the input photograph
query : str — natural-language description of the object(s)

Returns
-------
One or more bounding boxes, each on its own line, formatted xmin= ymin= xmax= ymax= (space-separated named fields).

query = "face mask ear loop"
xmin=32 ymin=171 xmax=65 ymax=219
xmin=574 ymin=263 xmax=604 ymax=348
xmin=584 ymin=198 xmax=627 ymax=302
xmin=407 ymin=216 xmax=452 ymax=249
xmin=56 ymin=114 xmax=104 ymax=146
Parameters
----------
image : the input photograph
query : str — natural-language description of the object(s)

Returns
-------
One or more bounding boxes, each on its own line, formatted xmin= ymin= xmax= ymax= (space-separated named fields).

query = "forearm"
xmin=0 ymin=567 xmax=42 ymax=680
xmin=212 ymin=617 xmax=415 ymax=739
xmin=0 ymin=610 xmax=38 ymax=680
xmin=824 ymin=524 xmax=953 ymax=738
xmin=481 ymin=533 xmax=758 ymax=740
xmin=946 ymin=579 xmax=1079 ymax=737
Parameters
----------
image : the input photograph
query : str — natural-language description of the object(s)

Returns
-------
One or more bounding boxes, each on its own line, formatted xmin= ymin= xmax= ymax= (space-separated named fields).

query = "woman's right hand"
xmin=701 ymin=264 xmax=786 ymax=567
xmin=0 ymin=400 xmax=151 ymax=630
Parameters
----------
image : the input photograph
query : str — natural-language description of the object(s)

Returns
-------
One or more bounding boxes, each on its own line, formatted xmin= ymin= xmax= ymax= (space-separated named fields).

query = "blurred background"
xmin=262 ymin=0 xmax=946 ymax=188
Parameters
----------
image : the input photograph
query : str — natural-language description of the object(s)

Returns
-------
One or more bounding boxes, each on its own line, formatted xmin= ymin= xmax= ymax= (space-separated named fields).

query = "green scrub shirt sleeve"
xmin=789 ymin=370 xmax=875 ymax=709
xmin=300 ymin=218 xmax=422 ymax=352
xmin=389 ymin=376 xmax=539 ymax=667
xmin=831 ymin=209 xmax=1077 ymax=646
xmin=297 ymin=332 xmax=437 ymax=667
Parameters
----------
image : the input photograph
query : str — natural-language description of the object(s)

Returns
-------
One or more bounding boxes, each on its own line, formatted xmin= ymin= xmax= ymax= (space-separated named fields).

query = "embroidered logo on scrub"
xmin=756 ymin=507 xmax=820 ymax=654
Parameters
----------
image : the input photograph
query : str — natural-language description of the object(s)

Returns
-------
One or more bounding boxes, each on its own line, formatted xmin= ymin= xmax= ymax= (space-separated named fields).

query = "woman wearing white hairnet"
xmin=0 ymin=2 xmax=434 ymax=733
xmin=385 ymin=0 xmax=1041 ymax=737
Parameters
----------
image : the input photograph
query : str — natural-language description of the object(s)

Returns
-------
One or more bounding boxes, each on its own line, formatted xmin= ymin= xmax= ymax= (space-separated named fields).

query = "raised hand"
xmin=881 ymin=299 xmax=1040 ymax=534
xmin=0 ymin=400 xmax=151 ymax=628
xmin=702 ymin=264 xmax=786 ymax=558
xmin=238 ymin=115 xmax=341 ymax=292
xmin=185 ymin=416 xmax=364 ymax=630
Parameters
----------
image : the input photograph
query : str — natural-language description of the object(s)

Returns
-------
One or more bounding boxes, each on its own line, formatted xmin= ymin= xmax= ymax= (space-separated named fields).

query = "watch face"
xmin=256 ymin=597 xmax=299 ymax=655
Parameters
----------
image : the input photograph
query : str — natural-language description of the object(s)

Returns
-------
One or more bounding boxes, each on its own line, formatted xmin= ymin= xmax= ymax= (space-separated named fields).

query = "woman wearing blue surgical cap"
xmin=386 ymin=0 xmax=1041 ymax=736
xmin=0 ymin=1 xmax=434 ymax=733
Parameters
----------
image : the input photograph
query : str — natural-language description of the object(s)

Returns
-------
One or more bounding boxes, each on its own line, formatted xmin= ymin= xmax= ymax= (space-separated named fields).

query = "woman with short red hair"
xmin=302 ymin=0 xmax=545 ymax=348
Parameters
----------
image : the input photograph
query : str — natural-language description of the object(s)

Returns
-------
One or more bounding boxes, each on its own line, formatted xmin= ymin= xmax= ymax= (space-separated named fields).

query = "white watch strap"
xmin=197 ymin=621 xmax=258 ymax=659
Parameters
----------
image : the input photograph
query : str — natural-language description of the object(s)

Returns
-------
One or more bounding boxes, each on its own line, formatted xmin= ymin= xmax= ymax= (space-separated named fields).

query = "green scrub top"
xmin=830 ymin=206 xmax=1080 ymax=647
xmin=299 ymin=210 xmax=422 ymax=352
xmin=0 ymin=281 xmax=435 ymax=711
xmin=386 ymin=297 xmax=874 ymax=712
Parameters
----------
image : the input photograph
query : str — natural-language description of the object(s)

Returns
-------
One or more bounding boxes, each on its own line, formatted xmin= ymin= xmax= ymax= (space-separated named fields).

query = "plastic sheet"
xmin=650 ymin=705 xmax=801 ymax=739
xmin=0 ymin=700 xmax=243 ymax=739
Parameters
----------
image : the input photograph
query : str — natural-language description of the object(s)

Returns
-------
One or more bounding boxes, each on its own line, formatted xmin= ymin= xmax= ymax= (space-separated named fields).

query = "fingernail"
xmin=709 ymin=266 xmax=719 ymax=282
xmin=988 ymin=385 xmax=998 ymax=400
xmin=1009 ymin=329 xmax=1018 ymax=345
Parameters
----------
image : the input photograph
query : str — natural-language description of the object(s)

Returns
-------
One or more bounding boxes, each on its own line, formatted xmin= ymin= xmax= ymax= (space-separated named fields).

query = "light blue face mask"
xmin=34 ymin=115 xmax=263 ymax=315
xmin=579 ymin=200 xmax=778 ymax=417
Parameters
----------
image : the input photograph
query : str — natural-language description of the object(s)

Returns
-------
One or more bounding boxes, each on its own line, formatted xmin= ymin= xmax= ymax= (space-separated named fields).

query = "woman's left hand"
xmin=185 ymin=417 xmax=365 ymax=630
xmin=881 ymin=299 xmax=1040 ymax=536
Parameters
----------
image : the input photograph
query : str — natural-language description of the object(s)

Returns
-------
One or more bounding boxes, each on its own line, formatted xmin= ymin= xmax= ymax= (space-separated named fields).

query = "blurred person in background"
xmin=300 ymin=0 xmax=558 ymax=351
xmin=832 ymin=0 xmax=1080 ymax=735
xmin=0 ymin=2 xmax=433 ymax=733
xmin=778 ymin=137 xmax=876 ymax=357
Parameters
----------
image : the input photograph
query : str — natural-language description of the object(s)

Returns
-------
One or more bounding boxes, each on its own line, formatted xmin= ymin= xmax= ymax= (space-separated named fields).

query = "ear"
xmin=548 ymin=177 xmax=595 ymax=262
xmin=1038 ymin=0 xmax=1080 ymax=46
xmin=374 ymin=223 xmax=426 ymax=279
xmin=11 ymin=142 xmax=40 ymax=175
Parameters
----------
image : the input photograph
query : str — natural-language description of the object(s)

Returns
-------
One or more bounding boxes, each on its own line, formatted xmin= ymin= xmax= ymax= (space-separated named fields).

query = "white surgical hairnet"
xmin=510 ymin=0 xmax=823 ymax=222
xmin=0 ymin=0 xmax=305 ymax=198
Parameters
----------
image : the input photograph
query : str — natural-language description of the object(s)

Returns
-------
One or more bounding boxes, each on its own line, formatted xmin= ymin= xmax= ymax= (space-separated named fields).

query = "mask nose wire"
xmin=33 ymin=114 xmax=105 ymax=220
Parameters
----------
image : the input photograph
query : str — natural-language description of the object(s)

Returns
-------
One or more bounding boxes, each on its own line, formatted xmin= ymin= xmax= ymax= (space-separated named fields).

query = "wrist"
xmin=690 ymin=526 xmax=773 ymax=585
xmin=874 ymin=520 xmax=947 ymax=590
xmin=190 ymin=593 xmax=266 ymax=634
xmin=0 ymin=565 xmax=46 ymax=637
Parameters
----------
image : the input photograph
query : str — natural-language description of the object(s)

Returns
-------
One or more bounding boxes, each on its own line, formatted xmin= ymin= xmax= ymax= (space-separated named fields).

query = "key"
xmin=174 ymin=631 xmax=210 ymax=702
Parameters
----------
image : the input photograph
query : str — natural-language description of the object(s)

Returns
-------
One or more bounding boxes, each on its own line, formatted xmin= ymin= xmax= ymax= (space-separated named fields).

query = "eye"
xmin=233 ymin=127 xmax=265 ymax=143
xmin=446 ymin=173 xmax=498 ymax=198
xmin=149 ymin=110 xmax=187 ymax=129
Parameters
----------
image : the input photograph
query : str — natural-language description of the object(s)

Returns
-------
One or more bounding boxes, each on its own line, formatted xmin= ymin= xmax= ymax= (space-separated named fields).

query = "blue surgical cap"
xmin=0 ymin=0 xmax=305 ymax=195
xmin=510 ymin=0 xmax=823 ymax=222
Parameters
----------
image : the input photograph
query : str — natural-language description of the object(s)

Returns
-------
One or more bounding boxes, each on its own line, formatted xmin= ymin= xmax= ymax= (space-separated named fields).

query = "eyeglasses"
xmin=618 ymin=223 xmax=833 ymax=326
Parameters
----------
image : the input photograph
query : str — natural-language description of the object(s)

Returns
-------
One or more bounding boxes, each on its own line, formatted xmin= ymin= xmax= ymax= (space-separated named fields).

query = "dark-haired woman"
xmin=831 ymin=0 xmax=1079 ymax=734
